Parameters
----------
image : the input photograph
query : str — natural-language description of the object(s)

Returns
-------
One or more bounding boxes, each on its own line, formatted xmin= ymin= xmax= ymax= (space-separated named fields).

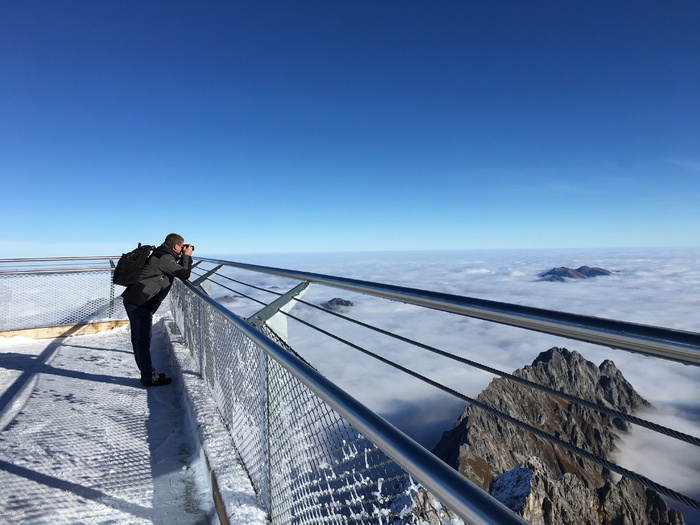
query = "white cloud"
xmin=615 ymin=408 xmax=700 ymax=504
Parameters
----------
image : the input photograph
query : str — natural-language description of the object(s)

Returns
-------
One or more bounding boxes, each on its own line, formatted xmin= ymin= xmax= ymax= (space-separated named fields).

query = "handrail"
xmin=0 ymin=256 xmax=117 ymax=276
xmin=179 ymin=278 xmax=529 ymax=525
xmin=0 ymin=256 xmax=116 ymax=263
xmin=194 ymin=258 xmax=700 ymax=367
xmin=0 ymin=268 xmax=113 ymax=276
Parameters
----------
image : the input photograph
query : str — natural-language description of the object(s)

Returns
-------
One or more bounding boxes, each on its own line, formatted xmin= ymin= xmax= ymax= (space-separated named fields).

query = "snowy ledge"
xmin=161 ymin=317 xmax=269 ymax=525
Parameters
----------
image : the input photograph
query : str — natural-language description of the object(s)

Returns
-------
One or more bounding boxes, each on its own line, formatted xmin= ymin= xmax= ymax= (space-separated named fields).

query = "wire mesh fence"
xmin=170 ymin=280 xmax=469 ymax=525
xmin=0 ymin=259 xmax=496 ymax=522
xmin=0 ymin=270 xmax=126 ymax=332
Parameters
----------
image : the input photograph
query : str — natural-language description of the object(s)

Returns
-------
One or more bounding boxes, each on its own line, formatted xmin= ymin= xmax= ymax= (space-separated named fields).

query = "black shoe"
xmin=142 ymin=375 xmax=172 ymax=387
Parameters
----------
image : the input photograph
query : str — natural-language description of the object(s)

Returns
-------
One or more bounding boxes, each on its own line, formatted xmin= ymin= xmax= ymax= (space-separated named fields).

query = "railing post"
xmin=108 ymin=258 xmax=116 ymax=318
xmin=265 ymin=350 xmax=277 ymax=522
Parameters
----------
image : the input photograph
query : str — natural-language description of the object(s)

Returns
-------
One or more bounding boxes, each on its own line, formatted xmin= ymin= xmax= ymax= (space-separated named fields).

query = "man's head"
xmin=165 ymin=233 xmax=185 ymax=250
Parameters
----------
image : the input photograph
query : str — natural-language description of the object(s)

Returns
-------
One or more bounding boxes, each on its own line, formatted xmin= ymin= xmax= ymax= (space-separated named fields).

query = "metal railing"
xmin=195 ymin=258 xmax=700 ymax=367
xmin=0 ymin=257 xmax=125 ymax=332
xmin=184 ymin=257 xmax=700 ymax=517
xmin=170 ymin=278 xmax=526 ymax=524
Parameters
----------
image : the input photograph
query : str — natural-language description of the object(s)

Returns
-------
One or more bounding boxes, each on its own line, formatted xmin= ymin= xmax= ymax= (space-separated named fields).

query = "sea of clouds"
xmin=204 ymin=247 xmax=700 ymax=518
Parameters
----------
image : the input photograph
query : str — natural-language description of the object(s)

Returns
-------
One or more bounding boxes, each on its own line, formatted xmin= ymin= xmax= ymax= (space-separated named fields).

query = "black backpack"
xmin=113 ymin=243 xmax=155 ymax=287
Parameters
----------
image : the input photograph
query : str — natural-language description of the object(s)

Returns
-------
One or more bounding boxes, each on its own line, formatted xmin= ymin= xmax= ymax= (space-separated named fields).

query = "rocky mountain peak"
xmin=431 ymin=347 xmax=682 ymax=524
xmin=433 ymin=347 xmax=648 ymax=489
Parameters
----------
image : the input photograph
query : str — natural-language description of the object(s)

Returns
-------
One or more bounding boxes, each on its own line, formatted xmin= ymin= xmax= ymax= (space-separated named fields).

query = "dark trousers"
xmin=123 ymin=298 xmax=154 ymax=382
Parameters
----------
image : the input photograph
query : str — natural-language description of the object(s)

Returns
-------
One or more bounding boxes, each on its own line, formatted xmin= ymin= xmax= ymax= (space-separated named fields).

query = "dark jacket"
xmin=122 ymin=243 xmax=192 ymax=311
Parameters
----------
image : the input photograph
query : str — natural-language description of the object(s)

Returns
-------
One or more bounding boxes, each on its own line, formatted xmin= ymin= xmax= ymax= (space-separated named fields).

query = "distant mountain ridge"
xmin=431 ymin=347 xmax=685 ymax=524
xmin=540 ymin=265 xmax=612 ymax=281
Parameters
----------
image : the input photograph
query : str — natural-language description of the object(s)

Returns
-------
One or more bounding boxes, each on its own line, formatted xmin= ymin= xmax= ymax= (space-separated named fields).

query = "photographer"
xmin=122 ymin=233 xmax=194 ymax=387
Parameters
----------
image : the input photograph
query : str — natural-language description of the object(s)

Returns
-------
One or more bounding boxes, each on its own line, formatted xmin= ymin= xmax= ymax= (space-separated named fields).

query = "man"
xmin=122 ymin=233 xmax=193 ymax=387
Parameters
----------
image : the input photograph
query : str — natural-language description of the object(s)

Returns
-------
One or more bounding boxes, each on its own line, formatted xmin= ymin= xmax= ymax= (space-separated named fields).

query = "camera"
xmin=182 ymin=244 xmax=195 ymax=252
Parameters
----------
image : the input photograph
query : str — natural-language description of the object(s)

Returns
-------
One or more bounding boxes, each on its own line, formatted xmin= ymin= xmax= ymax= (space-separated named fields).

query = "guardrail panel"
xmin=171 ymin=281 xmax=272 ymax=508
xmin=0 ymin=271 xmax=125 ymax=332
xmin=169 ymin=280 xmax=501 ymax=524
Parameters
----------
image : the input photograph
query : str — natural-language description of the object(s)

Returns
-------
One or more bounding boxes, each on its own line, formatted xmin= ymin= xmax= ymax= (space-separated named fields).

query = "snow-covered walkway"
xmin=0 ymin=320 xmax=221 ymax=524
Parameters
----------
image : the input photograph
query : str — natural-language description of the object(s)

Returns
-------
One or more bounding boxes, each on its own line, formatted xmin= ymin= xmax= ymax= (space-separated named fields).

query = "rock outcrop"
xmin=322 ymin=297 xmax=354 ymax=310
xmin=490 ymin=458 xmax=685 ymax=525
xmin=490 ymin=458 xmax=601 ymax=524
xmin=541 ymin=266 xmax=612 ymax=282
xmin=432 ymin=347 xmax=684 ymax=524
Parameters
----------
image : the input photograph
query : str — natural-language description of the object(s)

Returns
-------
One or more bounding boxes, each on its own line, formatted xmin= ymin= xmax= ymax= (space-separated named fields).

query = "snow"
xmin=163 ymin=319 xmax=268 ymax=525
xmin=0 ymin=316 xmax=265 ymax=524
xmin=489 ymin=463 xmax=534 ymax=513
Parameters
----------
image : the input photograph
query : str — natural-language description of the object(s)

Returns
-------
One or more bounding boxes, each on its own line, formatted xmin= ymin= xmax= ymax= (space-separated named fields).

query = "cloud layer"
xmin=209 ymin=247 xmax=700 ymax=516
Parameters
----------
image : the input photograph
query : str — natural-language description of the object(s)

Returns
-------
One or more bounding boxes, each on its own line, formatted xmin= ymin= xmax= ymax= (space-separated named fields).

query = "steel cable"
xmin=192 ymin=268 xmax=700 ymax=447
xmin=292 ymin=297 xmax=700 ymax=448
xmin=191 ymin=269 xmax=700 ymax=509
xmin=282 ymin=309 xmax=700 ymax=513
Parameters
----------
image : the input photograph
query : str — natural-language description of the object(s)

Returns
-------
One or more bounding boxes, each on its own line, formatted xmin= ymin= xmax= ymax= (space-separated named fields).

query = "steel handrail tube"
xmin=0 ymin=268 xmax=115 ymax=276
xmin=179 ymin=279 xmax=529 ymax=525
xmin=0 ymin=257 xmax=116 ymax=263
xmin=0 ymin=257 xmax=116 ymax=275
xmin=195 ymin=257 xmax=700 ymax=366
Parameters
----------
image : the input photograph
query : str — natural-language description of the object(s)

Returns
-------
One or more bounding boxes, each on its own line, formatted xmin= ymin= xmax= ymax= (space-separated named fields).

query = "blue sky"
xmin=2 ymin=1 xmax=699 ymax=257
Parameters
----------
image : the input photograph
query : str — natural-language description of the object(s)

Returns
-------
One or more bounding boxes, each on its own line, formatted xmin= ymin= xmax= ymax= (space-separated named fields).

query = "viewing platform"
xmin=1 ymin=255 xmax=698 ymax=524
xmin=0 ymin=317 xmax=263 ymax=525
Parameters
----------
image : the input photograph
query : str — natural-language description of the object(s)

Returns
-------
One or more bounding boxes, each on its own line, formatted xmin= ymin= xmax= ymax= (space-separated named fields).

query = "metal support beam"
xmin=247 ymin=281 xmax=309 ymax=329
xmin=191 ymin=264 xmax=222 ymax=296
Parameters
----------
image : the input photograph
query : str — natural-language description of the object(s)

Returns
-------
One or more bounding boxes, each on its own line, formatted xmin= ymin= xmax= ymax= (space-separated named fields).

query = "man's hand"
xmin=182 ymin=245 xmax=194 ymax=256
